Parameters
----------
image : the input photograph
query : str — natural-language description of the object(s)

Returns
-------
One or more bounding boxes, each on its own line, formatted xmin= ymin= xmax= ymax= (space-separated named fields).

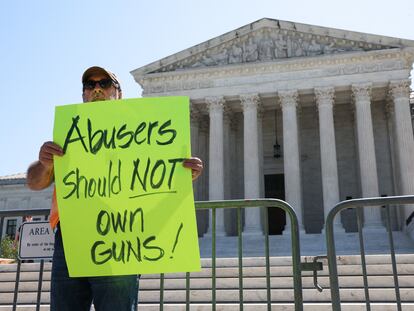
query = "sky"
xmin=1 ymin=0 xmax=414 ymax=177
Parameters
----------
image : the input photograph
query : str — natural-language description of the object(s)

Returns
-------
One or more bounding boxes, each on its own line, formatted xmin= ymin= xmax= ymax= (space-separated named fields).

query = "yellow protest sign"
xmin=53 ymin=97 xmax=200 ymax=277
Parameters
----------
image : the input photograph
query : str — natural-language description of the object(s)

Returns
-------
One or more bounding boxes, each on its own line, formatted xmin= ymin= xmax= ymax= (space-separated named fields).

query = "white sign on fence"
xmin=18 ymin=221 xmax=55 ymax=260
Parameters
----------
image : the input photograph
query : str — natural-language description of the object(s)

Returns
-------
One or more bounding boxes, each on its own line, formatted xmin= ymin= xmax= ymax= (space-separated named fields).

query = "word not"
xmin=62 ymin=160 xmax=121 ymax=199
xmin=62 ymin=116 xmax=177 ymax=154
xmin=130 ymin=157 xmax=184 ymax=196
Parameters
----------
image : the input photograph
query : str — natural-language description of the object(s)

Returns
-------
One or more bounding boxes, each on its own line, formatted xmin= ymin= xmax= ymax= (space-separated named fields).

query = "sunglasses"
xmin=83 ymin=79 xmax=114 ymax=90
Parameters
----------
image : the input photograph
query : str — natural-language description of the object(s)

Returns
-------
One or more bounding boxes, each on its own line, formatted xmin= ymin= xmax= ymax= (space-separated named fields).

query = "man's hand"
xmin=27 ymin=142 xmax=64 ymax=190
xmin=183 ymin=157 xmax=203 ymax=181
xmin=39 ymin=142 xmax=64 ymax=170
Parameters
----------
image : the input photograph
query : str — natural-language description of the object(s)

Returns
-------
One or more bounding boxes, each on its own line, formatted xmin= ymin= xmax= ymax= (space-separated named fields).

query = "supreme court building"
xmin=2 ymin=18 xmax=414 ymax=240
xmin=131 ymin=18 xmax=414 ymax=237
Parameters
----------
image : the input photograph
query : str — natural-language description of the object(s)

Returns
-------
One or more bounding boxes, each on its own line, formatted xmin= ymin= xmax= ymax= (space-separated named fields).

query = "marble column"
xmin=258 ymin=108 xmax=265 ymax=198
xmin=206 ymin=96 xmax=226 ymax=236
xmin=240 ymin=94 xmax=262 ymax=235
xmin=198 ymin=117 xmax=209 ymax=202
xmin=223 ymin=107 xmax=232 ymax=201
xmin=352 ymin=83 xmax=383 ymax=228
xmin=279 ymin=90 xmax=304 ymax=232
xmin=315 ymin=87 xmax=343 ymax=231
xmin=389 ymin=80 xmax=414 ymax=221
xmin=190 ymin=103 xmax=200 ymax=200
xmin=198 ymin=116 xmax=210 ymax=235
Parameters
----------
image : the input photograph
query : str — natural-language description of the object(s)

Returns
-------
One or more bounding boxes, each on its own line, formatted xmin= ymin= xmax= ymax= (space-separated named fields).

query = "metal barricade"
xmin=190 ymin=199 xmax=304 ymax=311
xmin=325 ymin=195 xmax=414 ymax=311
xmin=0 ymin=199 xmax=305 ymax=311
xmin=0 ymin=208 xmax=50 ymax=311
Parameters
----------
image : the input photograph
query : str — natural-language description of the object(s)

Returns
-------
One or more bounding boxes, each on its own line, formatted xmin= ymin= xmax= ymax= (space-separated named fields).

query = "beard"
xmin=90 ymin=89 xmax=106 ymax=102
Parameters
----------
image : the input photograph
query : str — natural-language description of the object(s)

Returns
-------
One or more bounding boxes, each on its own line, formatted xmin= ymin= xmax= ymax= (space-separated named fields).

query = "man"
xmin=26 ymin=66 xmax=203 ymax=311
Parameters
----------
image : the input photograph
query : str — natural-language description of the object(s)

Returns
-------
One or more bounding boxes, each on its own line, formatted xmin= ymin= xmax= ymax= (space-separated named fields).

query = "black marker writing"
xmin=62 ymin=115 xmax=177 ymax=155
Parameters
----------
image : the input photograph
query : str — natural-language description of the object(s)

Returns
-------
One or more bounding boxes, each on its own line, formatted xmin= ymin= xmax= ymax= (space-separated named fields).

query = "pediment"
xmin=131 ymin=18 xmax=414 ymax=78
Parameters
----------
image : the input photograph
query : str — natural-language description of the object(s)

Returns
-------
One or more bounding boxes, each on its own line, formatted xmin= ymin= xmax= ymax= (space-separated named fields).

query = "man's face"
xmin=82 ymin=73 xmax=122 ymax=103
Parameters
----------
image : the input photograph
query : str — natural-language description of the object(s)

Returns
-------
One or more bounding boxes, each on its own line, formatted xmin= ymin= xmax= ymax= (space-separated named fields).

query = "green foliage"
xmin=0 ymin=236 xmax=18 ymax=260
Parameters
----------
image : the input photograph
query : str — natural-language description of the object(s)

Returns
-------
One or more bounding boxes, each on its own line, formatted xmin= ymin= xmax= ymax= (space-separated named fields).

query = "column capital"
xmin=206 ymin=96 xmax=225 ymax=113
xmin=315 ymin=87 xmax=335 ymax=109
xmin=279 ymin=90 xmax=298 ymax=109
xmin=389 ymin=80 xmax=411 ymax=100
xmin=352 ymin=83 xmax=372 ymax=103
xmin=240 ymin=93 xmax=260 ymax=111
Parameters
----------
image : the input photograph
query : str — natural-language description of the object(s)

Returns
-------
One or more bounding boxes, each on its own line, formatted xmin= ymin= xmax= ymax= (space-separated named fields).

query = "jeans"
xmin=51 ymin=225 xmax=139 ymax=311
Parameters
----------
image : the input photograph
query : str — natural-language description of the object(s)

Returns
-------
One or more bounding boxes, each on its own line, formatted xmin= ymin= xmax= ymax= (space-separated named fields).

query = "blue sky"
xmin=1 ymin=0 xmax=413 ymax=176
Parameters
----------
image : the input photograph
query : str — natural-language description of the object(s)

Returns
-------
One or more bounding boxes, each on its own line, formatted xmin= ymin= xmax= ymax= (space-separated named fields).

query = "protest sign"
xmin=53 ymin=97 xmax=200 ymax=277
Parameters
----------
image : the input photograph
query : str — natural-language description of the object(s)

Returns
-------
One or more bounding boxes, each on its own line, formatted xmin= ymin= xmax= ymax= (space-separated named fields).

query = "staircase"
xmin=1 ymin=254 xmax=414 ymax=310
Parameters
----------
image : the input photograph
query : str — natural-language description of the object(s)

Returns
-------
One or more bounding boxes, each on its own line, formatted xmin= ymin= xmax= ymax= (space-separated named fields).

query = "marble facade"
xmin=131 ymin=18 xmax=414 ymax=237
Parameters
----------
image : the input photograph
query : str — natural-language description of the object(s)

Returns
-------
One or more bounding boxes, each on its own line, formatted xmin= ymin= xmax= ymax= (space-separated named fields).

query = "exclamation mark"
xmin=170 ymin=223 xmax=184 ymax=259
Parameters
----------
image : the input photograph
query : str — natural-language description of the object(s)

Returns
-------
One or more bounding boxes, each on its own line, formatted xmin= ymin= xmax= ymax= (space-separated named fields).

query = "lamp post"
xmin=273 ymin=109 xmax=282 ymax=158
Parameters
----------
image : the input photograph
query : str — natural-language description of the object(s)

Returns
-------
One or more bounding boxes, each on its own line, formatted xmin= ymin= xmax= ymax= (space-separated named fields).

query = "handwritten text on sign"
xmin=53 ymin=97 xmax=200 ymax=277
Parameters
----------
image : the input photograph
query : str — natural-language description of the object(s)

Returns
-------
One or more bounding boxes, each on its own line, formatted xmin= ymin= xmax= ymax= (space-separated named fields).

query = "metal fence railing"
xmin=193 ymin=199 xmax=303 ymax=311
xmin=0 ymin=208 xmax=50 ymax=311
xmin=325 ymin=195 xmax=414 ymax=311
xmin=0 ymin=199 xmax=305 ymax=311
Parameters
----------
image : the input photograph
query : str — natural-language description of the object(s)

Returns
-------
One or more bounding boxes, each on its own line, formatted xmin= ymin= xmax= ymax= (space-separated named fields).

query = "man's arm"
xmin=27 ymin=161 xmax=54 ymax=190
xmin=26 ymin=142 xmax=63 ymax=190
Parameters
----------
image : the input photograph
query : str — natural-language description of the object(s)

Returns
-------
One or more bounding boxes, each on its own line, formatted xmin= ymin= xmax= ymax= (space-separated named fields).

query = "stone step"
xmin=3 ymin=303 xmax=414 ymax=311
xmin=2 ymin=254 xmax=414 ymax=272
xmin=2 ymin=263 xmax=413 ymax=282
xmin=1 ymin=288 xmax=413 ymax=304
xmin=136 ymin=288 xmax=412 ymax=303
xmin=0 ymin=303 xmax=414 ymax=311
xmin=0 ymin=275 xmax=412 ymax=292
xmin=198 ymin=232 xmax=414 ymax=257
xmin=1 ymin=254 xmax=412 ymax=309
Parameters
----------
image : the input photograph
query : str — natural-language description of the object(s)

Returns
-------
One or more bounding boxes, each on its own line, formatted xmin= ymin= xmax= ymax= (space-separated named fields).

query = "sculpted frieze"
xmin=153 ymin=28 xmax=393 ymax=73
xmin=141 ymin=50 xmax=408 ymax=95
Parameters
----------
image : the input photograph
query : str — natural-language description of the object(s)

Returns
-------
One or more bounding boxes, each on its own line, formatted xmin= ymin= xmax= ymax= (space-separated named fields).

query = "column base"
xmin=204 ymin=229 xmax=227 ymax=237
xmin=362 ymin=224 xmax=387 ymax=233
xmin=282 ymin=226 xmax=306 ymax=236
xmin=322 ymin=224 xmax=346 ymax=234
xmin=242 ymin=227 xmax=263 ymax=236
xmin=406 ymin=222 xmax=414 ymax=241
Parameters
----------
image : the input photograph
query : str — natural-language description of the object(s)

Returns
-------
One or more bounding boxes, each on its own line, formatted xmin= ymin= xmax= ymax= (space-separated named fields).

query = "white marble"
xmin=315 ymin=87 xmax=343 ymax=231
xmin=279 ymin=90 xmax=303 ymax=232
xmin=390 ymin=80 xmax=414 ymax=222
xmin=352 ymin=83 xmax=383 ymax=229
xmin=240 ymin=94 xmax=262 ymax=235
xmin=206 ymin=96 xmax=226 ymax=236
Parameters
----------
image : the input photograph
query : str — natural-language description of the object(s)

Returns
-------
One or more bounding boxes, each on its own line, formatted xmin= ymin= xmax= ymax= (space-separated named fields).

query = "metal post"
xmin=36 ymin=260 xmax=45 ymax=311
xmin=237 ymin=207 xmax=244 ymax=311
xmin=356 ymin=208 xmax=371 ymax=311
xmin=12 ymin=260 xmax=21 ymax=311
